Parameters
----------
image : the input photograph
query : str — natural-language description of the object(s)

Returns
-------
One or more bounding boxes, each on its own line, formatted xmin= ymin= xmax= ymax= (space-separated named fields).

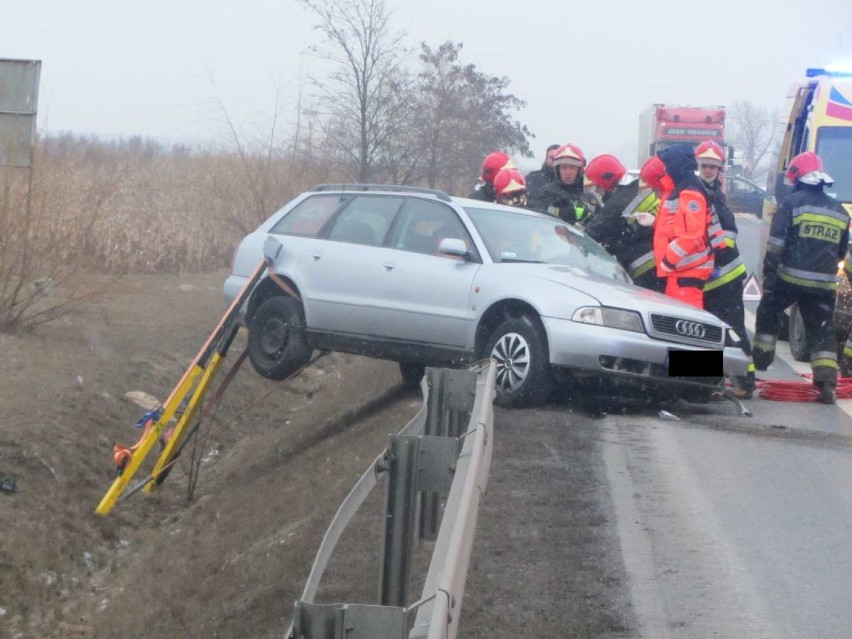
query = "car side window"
xmin=729 ymin=178 xmax=760 ymax=196
xmin=390 ymin=199 xmax=473 ymax=257
xmin=269 ymin=194 xmax=341 ymax=237
xmin=327 ymin=195 xmax=404 ymax=246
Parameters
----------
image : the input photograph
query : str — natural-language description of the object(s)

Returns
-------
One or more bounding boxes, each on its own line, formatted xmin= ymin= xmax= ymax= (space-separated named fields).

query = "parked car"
xmin=725 ymin=175 xmax=766 ymax=216
xmin=224 ymin=184 xmax=750 ymax=407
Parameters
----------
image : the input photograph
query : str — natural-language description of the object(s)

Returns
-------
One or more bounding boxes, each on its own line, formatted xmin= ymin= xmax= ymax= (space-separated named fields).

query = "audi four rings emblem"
xmin=675 ymin=320 xmax=706 ymax=338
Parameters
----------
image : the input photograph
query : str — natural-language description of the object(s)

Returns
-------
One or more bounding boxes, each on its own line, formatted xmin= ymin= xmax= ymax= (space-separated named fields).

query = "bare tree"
xmin=728 ymin=100 xmax=779 ymax=182
xmin=415 ymin=41 xmax=534 ymax=195
xmin=299 ymin=0 xmax=409 ymax=182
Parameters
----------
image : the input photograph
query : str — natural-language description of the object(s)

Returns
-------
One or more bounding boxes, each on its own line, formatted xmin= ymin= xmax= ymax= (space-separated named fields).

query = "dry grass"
xmin=0 ymin=134 xmax=340 ymax=330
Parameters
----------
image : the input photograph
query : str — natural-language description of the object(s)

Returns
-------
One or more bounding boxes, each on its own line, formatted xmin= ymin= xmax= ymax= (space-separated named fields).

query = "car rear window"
xmin=269 ymin=194 xmax=341 ymax=237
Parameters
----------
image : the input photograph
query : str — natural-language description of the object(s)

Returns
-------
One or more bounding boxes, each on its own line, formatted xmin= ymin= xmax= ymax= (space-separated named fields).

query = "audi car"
xmin=224 ymin=184 xmax=750 ymax=407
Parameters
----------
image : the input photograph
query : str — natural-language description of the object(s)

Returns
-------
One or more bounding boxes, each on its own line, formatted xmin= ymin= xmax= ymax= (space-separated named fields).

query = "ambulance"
xmin=760 ymin=65 xmax=852 ymax=360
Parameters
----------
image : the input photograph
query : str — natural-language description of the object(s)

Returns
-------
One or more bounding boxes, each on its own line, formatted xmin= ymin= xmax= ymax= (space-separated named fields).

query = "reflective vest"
xmin=654 ymin=187 xmax=717 ymax=280
xmin=703 ymin=180 xmax=747 ymax=292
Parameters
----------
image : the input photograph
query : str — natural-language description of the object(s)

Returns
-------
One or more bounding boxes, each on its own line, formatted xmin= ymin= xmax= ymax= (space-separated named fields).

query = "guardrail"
xmin=285 ymin=362 xmax=496 ymax=639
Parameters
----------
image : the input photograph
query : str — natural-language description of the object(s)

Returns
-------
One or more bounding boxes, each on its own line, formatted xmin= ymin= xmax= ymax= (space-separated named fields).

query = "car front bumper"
xmin=541 ymin=316 xmax=750 ymax=384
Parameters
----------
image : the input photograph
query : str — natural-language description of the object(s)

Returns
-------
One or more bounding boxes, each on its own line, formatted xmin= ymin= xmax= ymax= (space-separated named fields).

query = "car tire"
xmin=247 ymin=295 xmax=312 ymax=380
xmin=484 ymin=314 xmax=553 ymax=408
xmin=788 ymin=303 xmax=809 ymax=362
xmin=398 ymin=362 xmax=426 ymax=389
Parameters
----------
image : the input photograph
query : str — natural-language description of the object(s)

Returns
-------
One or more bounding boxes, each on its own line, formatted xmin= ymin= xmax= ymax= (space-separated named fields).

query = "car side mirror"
xmin=437 ymin=237 xmax=470 ymax=259
xmin=264 ymin=236 xmax=283 ymax=263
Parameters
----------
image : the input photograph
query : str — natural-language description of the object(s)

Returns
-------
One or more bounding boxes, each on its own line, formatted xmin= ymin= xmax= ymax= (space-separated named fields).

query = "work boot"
xmin=820 ymin=385 xmax=837 ymax=405
xmin=814 ymin=379 xmax=837 ymax=405
xmin=753 ymin=349 xmax=773 ymax=372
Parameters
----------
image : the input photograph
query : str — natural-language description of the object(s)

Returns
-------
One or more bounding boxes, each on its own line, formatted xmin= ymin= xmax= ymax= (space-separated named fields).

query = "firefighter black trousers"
xmin=754 ymin=281 xmax=838 ymax=385
xmin=704 ymin=274 xmax=752 ymax=356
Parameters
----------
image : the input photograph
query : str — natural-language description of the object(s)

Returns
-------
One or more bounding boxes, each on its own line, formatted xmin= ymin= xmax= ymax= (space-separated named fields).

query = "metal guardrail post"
xmin=285 ymin=362 xmax=495 ymax=639
xmin=380 ymin=436 xmax=420 ymax=608
xmin=292 ymin=602 xmax=405 ymax=639
xmin=420 ymin=368 xmax=446 ymax=539
xmin=420 ymin=368 xmax=476 ymax=540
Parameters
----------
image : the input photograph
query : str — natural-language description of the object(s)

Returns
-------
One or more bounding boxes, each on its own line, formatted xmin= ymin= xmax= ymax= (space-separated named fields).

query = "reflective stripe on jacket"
xmin=762 ymin=186 xmax=850 ymax=292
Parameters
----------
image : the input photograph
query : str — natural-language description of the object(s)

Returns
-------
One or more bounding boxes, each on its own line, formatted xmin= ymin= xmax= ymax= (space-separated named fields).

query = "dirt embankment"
xmin=0 ymin=270 xmax=419 ymax=638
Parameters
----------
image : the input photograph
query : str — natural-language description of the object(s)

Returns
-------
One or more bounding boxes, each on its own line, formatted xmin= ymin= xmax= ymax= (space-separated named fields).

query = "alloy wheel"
xmin=491 ymin=331 xmax=531 ymax=393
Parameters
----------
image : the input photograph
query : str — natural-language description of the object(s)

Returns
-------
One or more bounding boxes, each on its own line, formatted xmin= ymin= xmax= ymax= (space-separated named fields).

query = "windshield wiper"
xmin=500 ymin=257 xmax=544 ymax=264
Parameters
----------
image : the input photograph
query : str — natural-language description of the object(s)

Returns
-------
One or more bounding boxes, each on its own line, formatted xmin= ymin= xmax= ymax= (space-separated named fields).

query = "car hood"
xmin=529 ymin=265 xmax=724 ymax=324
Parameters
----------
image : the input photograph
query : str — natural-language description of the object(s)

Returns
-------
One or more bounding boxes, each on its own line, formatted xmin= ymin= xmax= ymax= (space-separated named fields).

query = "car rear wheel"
xmin=484 ymin=315 xmax=553 ymax=408
xmin=248 ymin=295 xmax=312 ymax=379
xmin=788 ymin=303 xmax=809 ymax=362
xmin=398 ymin=362 xmax=426 ymax=389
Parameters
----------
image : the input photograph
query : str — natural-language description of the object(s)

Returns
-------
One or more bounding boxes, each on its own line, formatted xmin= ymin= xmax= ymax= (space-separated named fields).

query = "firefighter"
xmin=754 ymin=151 xmax=849 ymax=404
xmin=842 ymin=251 xmax=852 ymax=378
xmin=583 ymin=154 xmax=664 ymax=292
xmin=695 ymin=140 xmax=756 ymax=397
xmin=533 ymin=143 xmax=589 ymax=224
xmin=525 ymin=143 xmax=560 ymax=211
xmin=650 ymin=145 xmax=721 ymax=309
xmin=468 ymin=150 xmax=512 ymax=201
xmin=493 ymin=167 xmax=528 ymax=207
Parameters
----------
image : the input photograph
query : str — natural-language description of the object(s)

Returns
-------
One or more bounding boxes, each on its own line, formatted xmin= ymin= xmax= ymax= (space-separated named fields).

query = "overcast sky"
xmin=3 ymin=0 xmax=852 ymax=170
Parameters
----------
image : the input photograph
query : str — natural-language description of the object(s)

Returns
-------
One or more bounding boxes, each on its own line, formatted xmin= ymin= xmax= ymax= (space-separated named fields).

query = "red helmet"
xmin=480 ymin=151 xmax=511 ymax=184
xmin=552 ymin=143 xmax=586 ymax=168
xmin=493 ymin=167 xmax=526 ymax=199
xmin=583 ymin=154 xmax=627 ymax=192
xmin=639 ymin=156 xmax=668 ymax=192
xmin=785 ymin=151 xmax=834 ymax=186
xmin=695 ymin=140 xmax=725 ymax=167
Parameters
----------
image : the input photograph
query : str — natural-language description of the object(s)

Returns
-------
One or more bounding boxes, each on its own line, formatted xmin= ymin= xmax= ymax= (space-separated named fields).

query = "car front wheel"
xmin=484 ymin=315 xmax=553 ymax=408
xmin=248 ymin=295 xmax=312 ymax=379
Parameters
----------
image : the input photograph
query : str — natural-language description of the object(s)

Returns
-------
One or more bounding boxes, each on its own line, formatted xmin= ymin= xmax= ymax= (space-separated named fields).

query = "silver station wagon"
xmin=224 ymin=184 xmax=750 ymax=407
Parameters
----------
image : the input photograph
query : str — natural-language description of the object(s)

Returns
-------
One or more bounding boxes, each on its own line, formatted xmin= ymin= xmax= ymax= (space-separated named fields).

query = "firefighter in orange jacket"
xmin=646 ymin=145 xmax=721 ymax=309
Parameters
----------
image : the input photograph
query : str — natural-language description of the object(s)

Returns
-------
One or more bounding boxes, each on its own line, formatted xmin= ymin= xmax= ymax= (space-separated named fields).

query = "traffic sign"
xmin=742 ymin=273 xmax=762 ymax=301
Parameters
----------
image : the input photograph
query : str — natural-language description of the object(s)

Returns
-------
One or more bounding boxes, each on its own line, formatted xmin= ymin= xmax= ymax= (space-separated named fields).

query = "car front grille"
xmin=650 ymin=314 xmax=723 ymax=345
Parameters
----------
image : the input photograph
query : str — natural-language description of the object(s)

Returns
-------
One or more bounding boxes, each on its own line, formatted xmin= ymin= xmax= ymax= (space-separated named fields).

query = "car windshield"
xmin=816 ymin=126 xmax=852 ymax=202
xmin=464 ymin=206 xmax=629 ymax=282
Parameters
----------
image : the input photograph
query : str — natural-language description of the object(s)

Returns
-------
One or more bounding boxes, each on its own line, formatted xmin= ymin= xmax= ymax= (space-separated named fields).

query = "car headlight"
xmin=726 ymin=327 xmax=742 ymax=347
xmin=572 ymin=306 xmax=644 ymax=333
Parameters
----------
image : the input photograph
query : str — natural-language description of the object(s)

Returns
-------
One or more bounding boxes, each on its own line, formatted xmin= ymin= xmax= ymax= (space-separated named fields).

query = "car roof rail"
xmin=309 ymin=183 xmax=452 ymax=202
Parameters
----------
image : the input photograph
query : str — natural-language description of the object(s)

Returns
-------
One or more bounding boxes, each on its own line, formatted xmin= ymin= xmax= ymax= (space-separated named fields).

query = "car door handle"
xmin=311 ymin=254 xmax=321 ymax=261
xmin=383 ymin=263 xmax=395 ymax=271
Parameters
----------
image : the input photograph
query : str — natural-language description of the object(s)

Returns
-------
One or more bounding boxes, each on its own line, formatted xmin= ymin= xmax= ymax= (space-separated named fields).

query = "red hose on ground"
xmin=756 ymin=375 xmax=852 ymax=402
